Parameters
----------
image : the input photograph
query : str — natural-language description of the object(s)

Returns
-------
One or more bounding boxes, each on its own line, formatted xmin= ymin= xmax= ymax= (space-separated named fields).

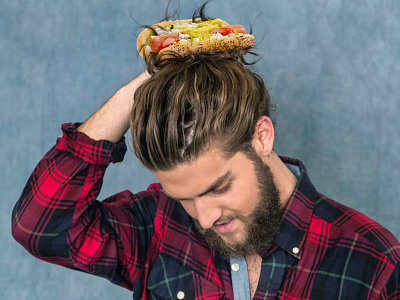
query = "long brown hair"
xmin=130 ymin=52 xmax=272 ymax=171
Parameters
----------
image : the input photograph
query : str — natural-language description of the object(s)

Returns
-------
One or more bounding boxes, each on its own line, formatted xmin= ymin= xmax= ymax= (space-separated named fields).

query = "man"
xmin=12 ymin=53 xmax=400 ymax=299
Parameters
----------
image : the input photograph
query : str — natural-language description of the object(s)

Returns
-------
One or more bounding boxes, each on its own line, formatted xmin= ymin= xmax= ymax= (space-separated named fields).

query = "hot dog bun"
xmin=137 ymin=18 xmax=255 ymax=59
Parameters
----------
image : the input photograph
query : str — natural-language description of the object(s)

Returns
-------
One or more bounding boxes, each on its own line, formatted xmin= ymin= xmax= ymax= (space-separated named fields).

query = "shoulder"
xmin=101 ymin=183 xmax=167 ymax=219
xmin=313 ymin=193 xmax=400 ymax=266
xmin=128 ymin=183 xmax=192 ymax=223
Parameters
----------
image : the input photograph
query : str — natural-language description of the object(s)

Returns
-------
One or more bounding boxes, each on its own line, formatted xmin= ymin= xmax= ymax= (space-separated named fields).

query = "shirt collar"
xmin=272 ymin=156 xmax=319 ymax=259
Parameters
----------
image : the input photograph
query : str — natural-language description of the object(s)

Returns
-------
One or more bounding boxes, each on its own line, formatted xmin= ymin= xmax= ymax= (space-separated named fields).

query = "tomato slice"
xmin=228 ymin=25 xmax=246 ymax=34
xmin=159 ymin=37 xmax=181 ymax=51
xmin=150 ymin=33 xmax=179 ymax=52
xmin=210 ymin=27 xmax=234 ymax=35
xmin=210 ymin=25 xmax=247 ymax=35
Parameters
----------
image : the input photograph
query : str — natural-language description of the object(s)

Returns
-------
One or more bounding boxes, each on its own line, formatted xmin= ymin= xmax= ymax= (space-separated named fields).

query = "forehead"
xmin=154 ymin=148 xmax=250 ymax=199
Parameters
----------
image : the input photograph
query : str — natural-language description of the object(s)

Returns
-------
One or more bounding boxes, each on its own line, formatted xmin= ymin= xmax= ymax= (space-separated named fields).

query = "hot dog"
xmin=137 ymin=18 xmax=255 ymax=60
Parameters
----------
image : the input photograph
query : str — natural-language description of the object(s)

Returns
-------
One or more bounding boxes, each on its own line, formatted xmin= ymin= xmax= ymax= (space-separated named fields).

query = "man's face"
xmin=155 ymin=146 xmax=283 ymax=258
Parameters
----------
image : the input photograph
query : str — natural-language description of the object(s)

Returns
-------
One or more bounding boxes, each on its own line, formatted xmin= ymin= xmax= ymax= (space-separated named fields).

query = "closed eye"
xmin=212 ymin=180 xmax=232 ymax=195
xmin=162 ymin=172 xmax=234 ymax=201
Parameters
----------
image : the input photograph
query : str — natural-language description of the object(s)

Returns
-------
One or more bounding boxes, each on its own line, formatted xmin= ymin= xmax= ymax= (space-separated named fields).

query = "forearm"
xmin=78 ymin=71 xmax=150 ymax=143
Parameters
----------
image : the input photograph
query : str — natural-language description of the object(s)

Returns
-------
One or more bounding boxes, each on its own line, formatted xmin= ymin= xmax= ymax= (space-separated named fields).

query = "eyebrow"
xmin=163 ymin=171 xmax=233 ymax=201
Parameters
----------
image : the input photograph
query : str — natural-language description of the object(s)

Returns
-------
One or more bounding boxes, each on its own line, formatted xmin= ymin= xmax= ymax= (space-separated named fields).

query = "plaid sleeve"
xmin=379 ymin=263 xmax=400 ymax=300
xmin=11 ymin=123 xmax=157 ymax=291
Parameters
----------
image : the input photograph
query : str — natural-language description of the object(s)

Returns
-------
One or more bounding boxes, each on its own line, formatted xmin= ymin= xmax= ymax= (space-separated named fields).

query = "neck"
xmin=264 ymin=152 xmax=298 ymax=209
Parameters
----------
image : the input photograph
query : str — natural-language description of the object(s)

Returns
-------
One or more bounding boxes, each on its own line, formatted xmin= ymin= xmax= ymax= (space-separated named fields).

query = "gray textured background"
xmin=1 ymin=0 xmax=399 ymax=299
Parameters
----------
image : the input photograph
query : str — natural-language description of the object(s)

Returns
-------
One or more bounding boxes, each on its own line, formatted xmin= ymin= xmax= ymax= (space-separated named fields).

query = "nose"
xmin=193 ymin=196 xmax=222 ymax=230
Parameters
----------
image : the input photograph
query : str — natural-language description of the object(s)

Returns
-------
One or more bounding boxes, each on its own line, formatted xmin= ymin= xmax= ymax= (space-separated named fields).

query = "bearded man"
xmin=12 ymin=53 xmax=400 ymax=299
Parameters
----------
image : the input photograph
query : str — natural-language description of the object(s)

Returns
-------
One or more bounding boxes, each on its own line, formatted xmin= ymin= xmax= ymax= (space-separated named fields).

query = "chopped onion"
xmin=155 ymin=27 xmax=167 ymax=35
xmin=171 ymin=29 xmax=180 ymax=33
xmin=145 ymin=45 xmax=152 ymax=52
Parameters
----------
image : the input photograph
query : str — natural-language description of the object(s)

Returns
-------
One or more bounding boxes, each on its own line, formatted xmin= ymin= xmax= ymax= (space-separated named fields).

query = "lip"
xmin=214 ymin=219 xmax=236 ymax=234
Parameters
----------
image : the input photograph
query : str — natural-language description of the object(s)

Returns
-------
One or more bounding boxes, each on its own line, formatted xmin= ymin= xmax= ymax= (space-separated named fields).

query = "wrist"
xmin=120 ymin=71 xmax=150 ymax=107
xmin=125 ymin=71 xmax=151 ymax=91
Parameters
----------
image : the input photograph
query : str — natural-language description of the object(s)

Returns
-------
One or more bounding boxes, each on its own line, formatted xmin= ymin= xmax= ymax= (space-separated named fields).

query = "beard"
xmin=194 ymin=147 xmax=283 ymax=259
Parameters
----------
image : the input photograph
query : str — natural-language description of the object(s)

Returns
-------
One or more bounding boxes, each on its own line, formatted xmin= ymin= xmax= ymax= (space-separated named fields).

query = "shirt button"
xmin=292 ymin=247 xmax=300 ymax=254
xmin=231 ymin=263 xmax=240 ymax=272
xmin=177 ymin=291 xmax=185 ymax=299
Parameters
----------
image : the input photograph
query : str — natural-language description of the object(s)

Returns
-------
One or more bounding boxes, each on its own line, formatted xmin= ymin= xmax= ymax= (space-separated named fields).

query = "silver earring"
xmin=265 ymin=151 xmax=270 ymax=157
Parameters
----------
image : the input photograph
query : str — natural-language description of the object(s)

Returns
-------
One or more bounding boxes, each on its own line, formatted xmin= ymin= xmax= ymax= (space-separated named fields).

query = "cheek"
xmin=224 ymin=183 xmax=259 ymax=215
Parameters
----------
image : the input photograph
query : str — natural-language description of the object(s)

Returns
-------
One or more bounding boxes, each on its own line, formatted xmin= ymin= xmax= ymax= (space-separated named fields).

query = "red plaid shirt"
xmin=12 ymin=123 xmax=400 ymax=299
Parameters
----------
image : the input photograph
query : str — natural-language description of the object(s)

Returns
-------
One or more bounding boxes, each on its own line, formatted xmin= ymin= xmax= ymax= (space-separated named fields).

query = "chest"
xmin=246 ymin=255 xmax=262 ymax=299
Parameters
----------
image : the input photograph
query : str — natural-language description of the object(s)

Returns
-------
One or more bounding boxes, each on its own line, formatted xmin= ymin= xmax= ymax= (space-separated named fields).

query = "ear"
xmin=251 ymin=116 xmax=274 ymax=156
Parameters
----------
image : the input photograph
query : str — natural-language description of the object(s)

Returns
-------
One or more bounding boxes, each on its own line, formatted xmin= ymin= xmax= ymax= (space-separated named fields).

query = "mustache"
xmin=193 ymin=214 xmax=250 ymax=233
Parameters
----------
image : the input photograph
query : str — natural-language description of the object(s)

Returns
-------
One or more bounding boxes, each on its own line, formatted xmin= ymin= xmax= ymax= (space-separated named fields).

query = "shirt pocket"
xmin=147 ymin=254 xmax=225 ymax=299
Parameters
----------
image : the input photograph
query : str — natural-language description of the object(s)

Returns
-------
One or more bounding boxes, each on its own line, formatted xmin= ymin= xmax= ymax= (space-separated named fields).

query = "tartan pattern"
xmin=12 ymin=123 xmax=400 ymax=299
